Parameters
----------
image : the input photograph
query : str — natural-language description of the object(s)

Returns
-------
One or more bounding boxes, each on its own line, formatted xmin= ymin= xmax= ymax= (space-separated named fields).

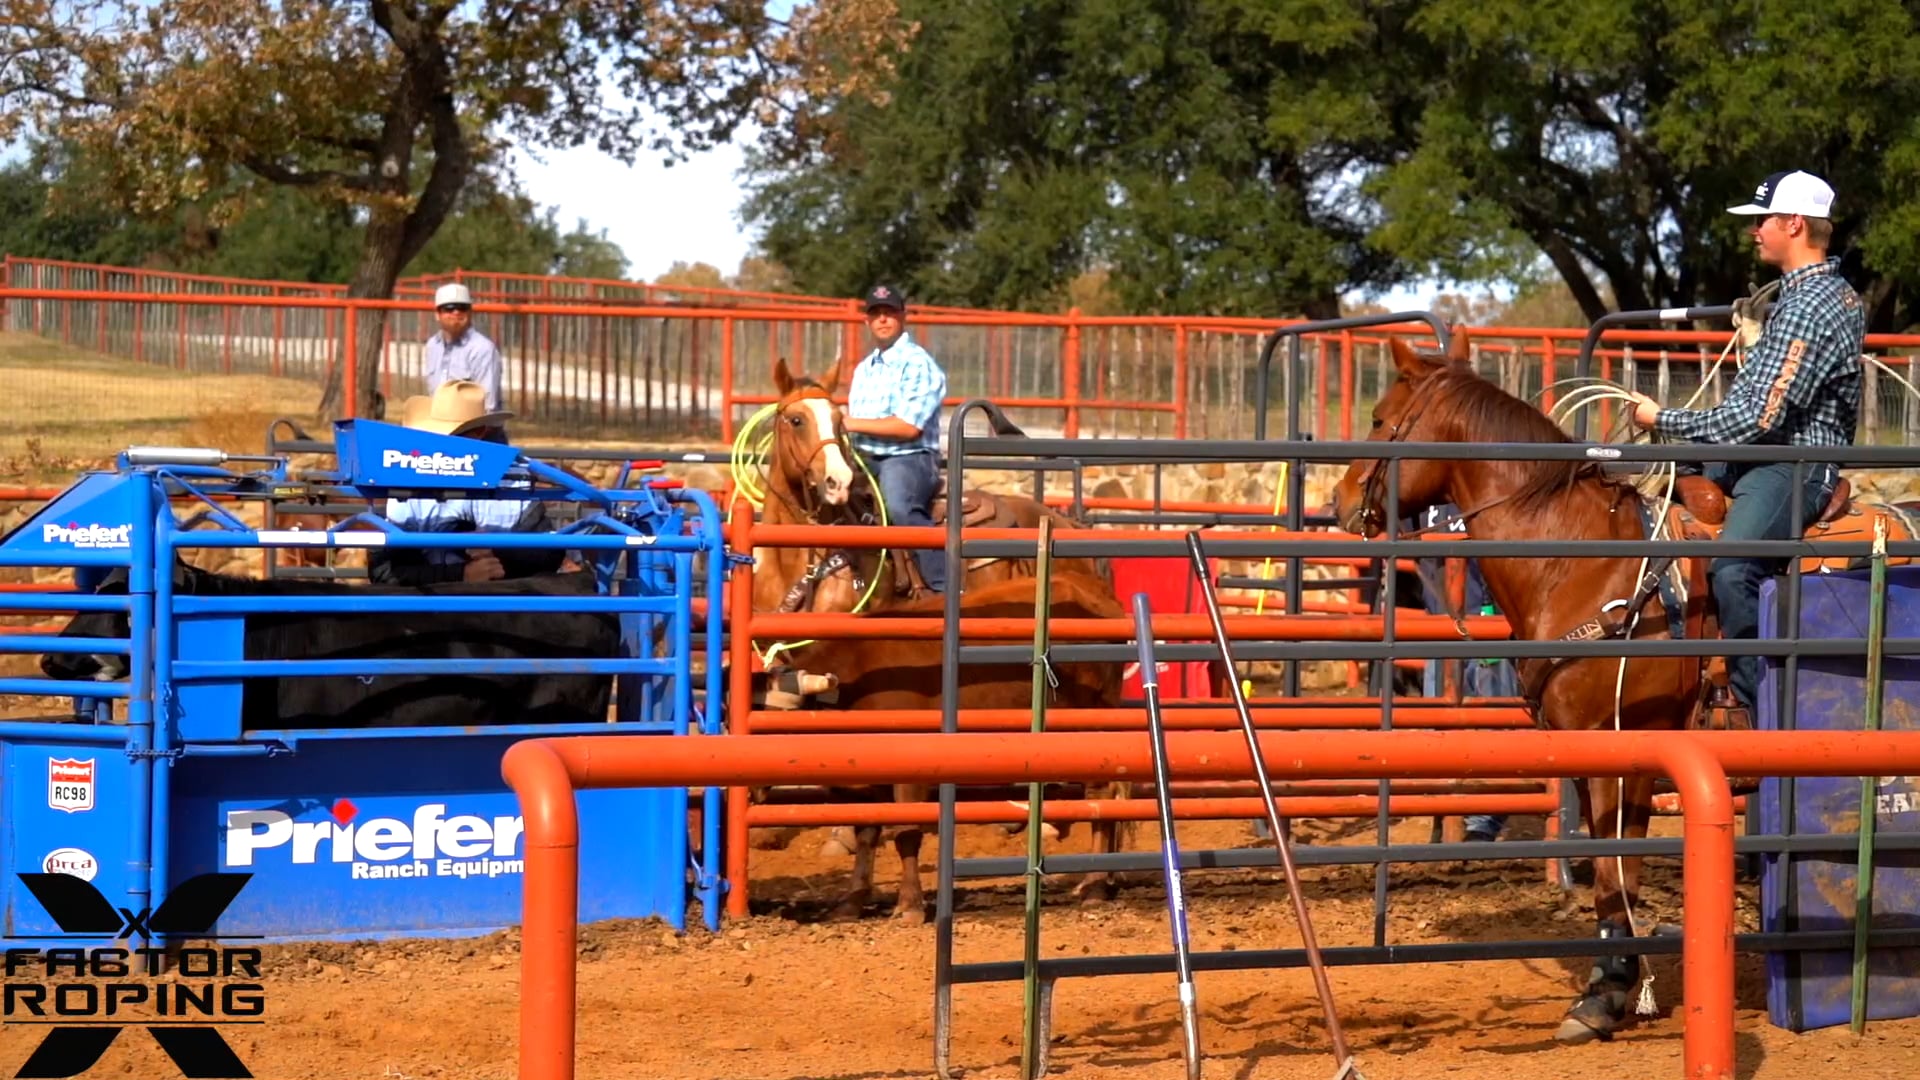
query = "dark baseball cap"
xmin=863 ymin=284 xmax=907 ymax=313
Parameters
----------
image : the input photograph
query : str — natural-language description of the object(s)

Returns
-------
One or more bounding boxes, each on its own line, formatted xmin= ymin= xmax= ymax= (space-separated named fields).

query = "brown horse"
xmin=748 ymin=358 xmax=1122 ymax=862
xmin=751 ymin=355 xmax=1106 ymax=618
xmin=1330 ymin=333 xmax=1916 ymax=1045
xmin=765 ymin=571 xmax=1136 ymax=922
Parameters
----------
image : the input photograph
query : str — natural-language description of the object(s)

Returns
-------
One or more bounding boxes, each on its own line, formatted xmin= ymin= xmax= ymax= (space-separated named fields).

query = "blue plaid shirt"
xmin=1655 ymin=258 xmax=1864 ymax=447
xmin=424 ymin=328 xmax=504 ymax=410
xmin=845 ymin=331 xmax=946 ymax=456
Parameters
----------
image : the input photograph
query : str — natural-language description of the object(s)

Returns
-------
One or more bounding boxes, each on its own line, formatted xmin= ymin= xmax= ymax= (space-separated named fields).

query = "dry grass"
xmin=0 ymin=331 xmax=323 ymax=477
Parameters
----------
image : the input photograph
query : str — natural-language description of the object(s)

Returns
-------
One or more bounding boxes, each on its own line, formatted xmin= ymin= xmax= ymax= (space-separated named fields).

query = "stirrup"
xmin=1698 ymin=686 xmax=1759 ymax=794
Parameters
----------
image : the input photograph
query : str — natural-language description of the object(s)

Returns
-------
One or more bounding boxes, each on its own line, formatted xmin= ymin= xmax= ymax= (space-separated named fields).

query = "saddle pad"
xmin=1755 ymin=567 xmax=1920 ymax=1031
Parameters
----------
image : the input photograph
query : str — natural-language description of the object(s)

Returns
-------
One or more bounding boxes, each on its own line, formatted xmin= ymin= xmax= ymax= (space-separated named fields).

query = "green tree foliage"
xmin=1 ymin=141 xmax=631 ymax=285
xmin=745 ymin=0 xmax=1920 ymax=330
xmin=1 ymin=0 xmax=914 ymax=415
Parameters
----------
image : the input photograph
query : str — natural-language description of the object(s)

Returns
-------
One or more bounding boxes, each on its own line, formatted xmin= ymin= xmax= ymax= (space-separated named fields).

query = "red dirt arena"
xmin=10 ymin=815 xmax=1920 ymax=1080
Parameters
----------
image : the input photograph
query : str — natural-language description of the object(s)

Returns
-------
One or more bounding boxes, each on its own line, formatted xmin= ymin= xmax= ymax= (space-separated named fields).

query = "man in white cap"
xmin=424 ymin=282 xmax=505 ymax=414
xmin=1626 ymin=169 xmax=1866 ymax=729
xmin=367 ymin=380 xmax=560 ymax=586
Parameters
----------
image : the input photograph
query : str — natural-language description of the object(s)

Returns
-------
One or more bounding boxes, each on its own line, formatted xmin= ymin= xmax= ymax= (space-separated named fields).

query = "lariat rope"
xmin=725 ymin=402 xmax=890 ymax=667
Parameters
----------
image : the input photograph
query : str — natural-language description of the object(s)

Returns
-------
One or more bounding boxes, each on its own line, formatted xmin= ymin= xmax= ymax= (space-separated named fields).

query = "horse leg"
xmin=893 ymin=784 xmax=929 ymax=924
xmin=1071 ymin=781 xmax=1131 ymax=902
xmin=829 ymin=822 xmax=883 ymax=922
xmin=1556 ymin=776 xmax=1647 ymax=1044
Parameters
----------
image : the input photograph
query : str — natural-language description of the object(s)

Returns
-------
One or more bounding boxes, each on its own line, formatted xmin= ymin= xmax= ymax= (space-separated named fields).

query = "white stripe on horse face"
xmin=802 ymin=397 xmax=853 ymax=503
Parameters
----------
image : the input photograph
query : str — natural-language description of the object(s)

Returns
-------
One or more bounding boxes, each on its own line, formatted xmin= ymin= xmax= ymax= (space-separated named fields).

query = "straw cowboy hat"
xmin=399 ymin=380 xmax=513 ymax=436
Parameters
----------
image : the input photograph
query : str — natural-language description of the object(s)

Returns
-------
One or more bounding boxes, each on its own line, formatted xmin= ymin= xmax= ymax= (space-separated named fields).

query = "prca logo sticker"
xmin=41 ymin=848 xmax=98 ymax=881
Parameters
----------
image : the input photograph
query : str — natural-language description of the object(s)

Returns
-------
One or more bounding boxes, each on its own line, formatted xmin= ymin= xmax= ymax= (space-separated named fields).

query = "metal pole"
xmin=1183 ymin=531 xmax=1363 ymax=1079
xmin=1020 ymin=516 xmax=1055 ymax=1080
xmin=1851 ymin=516 xmax=1891 ymax=1035
xmin=1132 ymin=593 xmax=1204 ymax=1080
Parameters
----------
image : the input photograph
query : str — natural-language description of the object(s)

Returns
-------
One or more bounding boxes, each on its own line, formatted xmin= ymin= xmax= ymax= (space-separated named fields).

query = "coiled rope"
xmin=728 ymin=402 xmax=891 ymax=666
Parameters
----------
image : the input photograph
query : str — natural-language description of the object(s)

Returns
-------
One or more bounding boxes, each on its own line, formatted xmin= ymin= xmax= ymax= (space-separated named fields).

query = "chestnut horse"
xmin=765 ymin=571 xmax=1135 ymax=922
xmin=1330 ymin=333 xmax=1916 ymax=1045
xmin=751 ymin=356 xmax=1107 ymax=619
xmin=746 ymin=358 xmax=1129 ymax=894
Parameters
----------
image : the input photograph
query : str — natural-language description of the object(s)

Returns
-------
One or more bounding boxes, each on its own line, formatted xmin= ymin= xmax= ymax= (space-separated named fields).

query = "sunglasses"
xmin=437 ymin=304 xmax=472 ymax=314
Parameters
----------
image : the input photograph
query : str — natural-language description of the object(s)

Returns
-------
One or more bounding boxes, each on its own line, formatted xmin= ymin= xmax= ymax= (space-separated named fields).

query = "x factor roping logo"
xmin=5 ymin=873 xmax=256 ymax=1079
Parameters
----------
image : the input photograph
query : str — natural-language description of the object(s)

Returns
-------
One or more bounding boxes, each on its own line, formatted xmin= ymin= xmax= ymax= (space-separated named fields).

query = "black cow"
xmin=43 ymin=566 xmax=620 ymax=730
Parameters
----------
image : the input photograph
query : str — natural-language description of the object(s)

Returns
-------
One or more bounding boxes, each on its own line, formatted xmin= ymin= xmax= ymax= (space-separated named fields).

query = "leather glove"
xmin=1730 ymin=284 xmax=1773 ymax=350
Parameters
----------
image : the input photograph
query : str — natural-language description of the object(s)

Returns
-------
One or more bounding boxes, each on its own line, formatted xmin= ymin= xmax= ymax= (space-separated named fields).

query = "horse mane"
xmin=1420 ymin=364 xmax=1598 ymax=513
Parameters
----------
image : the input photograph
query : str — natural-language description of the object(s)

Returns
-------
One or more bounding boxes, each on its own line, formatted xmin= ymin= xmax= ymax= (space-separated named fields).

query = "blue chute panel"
xmin=167 ymin=734 xmax=686 ymax=941
xmin=1757 ymin=567 xmax=1920 ymax=1031
xmin=0 ymin=734 xmax=140 ymax=942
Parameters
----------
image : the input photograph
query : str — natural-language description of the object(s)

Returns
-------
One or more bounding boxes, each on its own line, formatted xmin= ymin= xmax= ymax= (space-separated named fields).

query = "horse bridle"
xmin=769 ymin=389 xmax=878 ymax=612
xmin=1350 ymin=388 xmax=1557 ymax=544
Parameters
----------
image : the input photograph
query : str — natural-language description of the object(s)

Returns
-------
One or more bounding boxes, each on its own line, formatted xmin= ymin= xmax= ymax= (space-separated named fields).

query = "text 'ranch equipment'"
xmin=0 ymin=418 xmax=726 ymax=944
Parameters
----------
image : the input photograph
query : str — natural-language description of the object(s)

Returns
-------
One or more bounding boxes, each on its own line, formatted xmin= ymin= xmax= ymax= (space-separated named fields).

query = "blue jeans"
xmin=868 ymin=450 xmax=945 ymax=591
xmin=1709 ymin=461 xmax=1837 ymax=713
xmin=1424 ymin=655 xmax=1520 ymax=839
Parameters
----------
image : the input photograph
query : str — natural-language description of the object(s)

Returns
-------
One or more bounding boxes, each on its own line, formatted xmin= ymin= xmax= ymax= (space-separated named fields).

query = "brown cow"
xmin=767 ymin=570 xmax=1136 ymax=923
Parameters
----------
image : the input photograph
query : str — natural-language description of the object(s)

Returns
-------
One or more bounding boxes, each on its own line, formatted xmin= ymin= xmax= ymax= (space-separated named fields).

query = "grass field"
xmin=0 ymin=332 xmax=670 ymax=484
xmin=0 ymin=331 xmax=323 ymax=479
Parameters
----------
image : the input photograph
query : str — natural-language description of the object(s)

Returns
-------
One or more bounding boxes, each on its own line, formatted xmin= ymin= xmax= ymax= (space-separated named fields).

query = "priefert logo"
xmin=224 ymin=801 xmax=525 ymax=881
xmin=41 ymin=521 xmax=133 ymax=549
xmin=382 ymin=448 xmax=480 ymax=477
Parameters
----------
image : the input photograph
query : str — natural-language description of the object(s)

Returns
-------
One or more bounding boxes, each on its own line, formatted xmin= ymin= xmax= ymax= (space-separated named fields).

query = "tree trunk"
xmin=317 ymin=208 xmax=408 ymax=420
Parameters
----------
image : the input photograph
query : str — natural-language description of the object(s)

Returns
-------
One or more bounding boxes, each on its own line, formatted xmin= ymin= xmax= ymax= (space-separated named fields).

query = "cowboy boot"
xmin=893 ymin=548 xmax=937 ymax=602
xmin=1698 ymin=684 xmax=1760 ymax=795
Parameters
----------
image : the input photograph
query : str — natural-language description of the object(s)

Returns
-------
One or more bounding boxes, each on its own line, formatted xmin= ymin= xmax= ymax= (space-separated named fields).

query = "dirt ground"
xmin=8 ymin=814 xmax=1920 ymax=1080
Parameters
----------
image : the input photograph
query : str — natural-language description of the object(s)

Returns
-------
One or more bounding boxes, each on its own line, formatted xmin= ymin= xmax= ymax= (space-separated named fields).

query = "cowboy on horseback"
xmin=840 ymin=284 xmax=949 ymax=593
xmin=1626 ymin=169 xmax=1867 ymax=728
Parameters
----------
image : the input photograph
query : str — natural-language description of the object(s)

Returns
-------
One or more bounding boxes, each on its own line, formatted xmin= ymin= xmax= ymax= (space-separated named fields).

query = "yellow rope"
xmin=727 ymin=402 xmax=890 ymax=667
xmin=1243 ymin=461 xmax=1290 ymax=696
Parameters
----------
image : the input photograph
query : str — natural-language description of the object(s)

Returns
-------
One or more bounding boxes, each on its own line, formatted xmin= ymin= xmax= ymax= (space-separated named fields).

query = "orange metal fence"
xmin=503 ymin=727 xmax=1920 ymax=1080
xmin=16 ymin=254 xmax=1919 ymax=444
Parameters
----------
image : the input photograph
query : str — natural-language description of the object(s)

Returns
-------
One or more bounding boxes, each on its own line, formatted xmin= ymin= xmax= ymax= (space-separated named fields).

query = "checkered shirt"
xmin=1655 ymin=258 xmax=1864 ymax=447
xmin=845 ymin=330 xmax=946 ymax=456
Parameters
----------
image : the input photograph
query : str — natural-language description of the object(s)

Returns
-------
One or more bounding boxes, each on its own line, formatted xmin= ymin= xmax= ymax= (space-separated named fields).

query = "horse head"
xmin=770 ymin=356 xmax=856 ymax=510
xmin=1332 ymin=331 xmax=1473 ymax=536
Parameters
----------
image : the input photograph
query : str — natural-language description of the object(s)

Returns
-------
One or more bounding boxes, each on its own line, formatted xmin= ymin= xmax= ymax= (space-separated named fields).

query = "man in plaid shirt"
xmin=1628 ymin=169 xmax=1866 ymax=722
xmin=842 ymin=284 xmax=949 ymax=591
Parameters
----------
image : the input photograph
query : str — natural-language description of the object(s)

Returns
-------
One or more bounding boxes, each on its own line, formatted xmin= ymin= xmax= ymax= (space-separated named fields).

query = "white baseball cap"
xmin=434 ymin=283 xmax=473 ymax=308
xmin=1727 ymin=170 xmax=1836 ymax=218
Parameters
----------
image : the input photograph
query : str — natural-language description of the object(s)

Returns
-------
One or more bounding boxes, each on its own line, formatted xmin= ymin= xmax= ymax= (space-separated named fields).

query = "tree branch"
xmin=241 ymin=155 xmax=379 ymax=192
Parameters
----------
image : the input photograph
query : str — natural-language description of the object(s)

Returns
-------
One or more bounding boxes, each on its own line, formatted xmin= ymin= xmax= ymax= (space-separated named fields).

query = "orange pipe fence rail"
xmin=743 ymin=792 xmax=1562 ymax=826
xmin=743 ymin=703 xmax=1536 ymax=733
xmin=720 ymin=505 xmax=1531 ymax=913
xmin=503 ymin=728 xmax=1920 ymax=1080
xmin=21 ymin=259 xmax=1916 ymax=443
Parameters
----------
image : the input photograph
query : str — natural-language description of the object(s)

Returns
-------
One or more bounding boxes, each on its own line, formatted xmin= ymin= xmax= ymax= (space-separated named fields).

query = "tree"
xmin=1 ymin=0 xmax=914 ymax=416
xmin=741 ymin=0 xmax=1920 ymax=331
xmin=653 ymin=260 xmax=729 ymax=295
xmin=729 ymin=255 xmax=795 ymax=294
xmin=738 ymin=0 xmax=1448 ymax=317
xmin=557 ymin=222 xmax=630 ymax=282
xmin=1362 ymin=0 xmax=1920 ymax=328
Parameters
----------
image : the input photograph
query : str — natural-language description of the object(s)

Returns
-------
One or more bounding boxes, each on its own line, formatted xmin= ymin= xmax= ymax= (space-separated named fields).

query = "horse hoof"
xmin=826 ymin=901 xmax=866 ymax=923
xmin=1554 ymin=1016 xmax=1607 ymax=1045
xmin=819 ymin=827 xmax=857 ymax=858
xmin=1555 ymin=993 xmax=1623 ymax=1045
xmin=1071 ymin=879 xmax=1116 ymax=904
xmin=894 ymin=906 xmax=928 ymax=926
